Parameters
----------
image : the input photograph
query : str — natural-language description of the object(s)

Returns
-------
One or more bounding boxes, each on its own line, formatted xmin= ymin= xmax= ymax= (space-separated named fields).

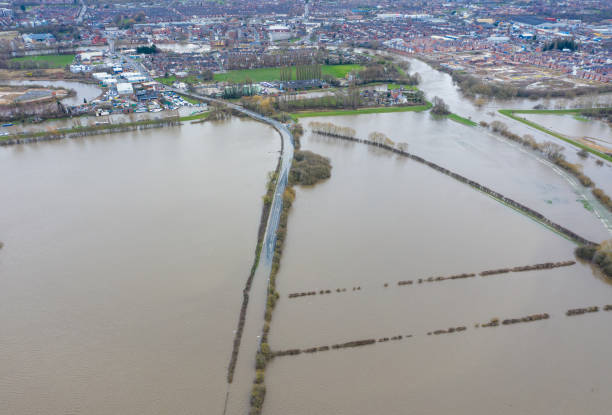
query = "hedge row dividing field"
xmin=286 ymin=261 xmax=576 ymax=300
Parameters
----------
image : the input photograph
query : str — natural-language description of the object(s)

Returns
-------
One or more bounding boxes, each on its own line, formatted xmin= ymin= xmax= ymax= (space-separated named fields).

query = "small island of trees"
xmin=289 ymin=150 xmax=332 ymax=186
xmin=575 ymin=240 xmax=612 ymax=278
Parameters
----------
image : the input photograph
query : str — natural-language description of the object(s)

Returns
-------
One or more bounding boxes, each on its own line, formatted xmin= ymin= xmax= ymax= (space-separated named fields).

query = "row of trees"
xmin=279 ymin=64 xmax=323 ymax=81
xmin=136 ymin=44 xmax=159 ymax=54
xmin=308 ymin=121 xmax=356 ymax=138
xmin=355 ymin=62 xmax=420 ymax=86
xmin=308 ymin=121 xmax=409 ymax=152
xmin=543 ymin=38 xmax=578 ymax=51
xmin=277 ymin=88 xmax=361 ymax=111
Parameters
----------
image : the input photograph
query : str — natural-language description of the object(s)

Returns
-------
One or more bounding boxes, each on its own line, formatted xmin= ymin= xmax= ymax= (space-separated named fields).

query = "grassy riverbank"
xmin=291 ymin=102 xmax=432 ymax=119
xmin=448 ymin=113 xmax=477 ymax=126
xmin=499 ymin=109 xmax=612 ymax=162
xmin=178 ymin=111 xmax=210 ymax=122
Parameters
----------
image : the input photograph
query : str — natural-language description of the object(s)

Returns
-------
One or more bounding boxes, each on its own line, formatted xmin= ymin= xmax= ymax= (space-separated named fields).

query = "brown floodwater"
xmin=264 ymin=124 xmax=612 ymax=415
xmin=0 ymin=119 xmax=278 ymax=414
xmin=522 ymin=113 xmax=612 ymax=143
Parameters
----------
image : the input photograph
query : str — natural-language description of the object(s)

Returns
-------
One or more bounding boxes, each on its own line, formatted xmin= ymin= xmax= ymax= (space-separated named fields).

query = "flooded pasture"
xmin=264 ymin=124 xmax=612 ymax=415
xmin=0 ymin=119 xmax=278 ymax=414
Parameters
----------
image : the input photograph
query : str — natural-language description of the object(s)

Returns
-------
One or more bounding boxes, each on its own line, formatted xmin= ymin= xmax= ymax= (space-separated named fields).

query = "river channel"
xmin=0 ymin=119 xmax=278 ymax=414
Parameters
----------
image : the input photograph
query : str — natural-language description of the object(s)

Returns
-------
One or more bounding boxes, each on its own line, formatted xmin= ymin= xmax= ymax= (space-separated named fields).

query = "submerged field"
xmin=0 ymin=120 xmax=278 ymax=414
xmin=262 ymin=114 xmax=612 ymax=414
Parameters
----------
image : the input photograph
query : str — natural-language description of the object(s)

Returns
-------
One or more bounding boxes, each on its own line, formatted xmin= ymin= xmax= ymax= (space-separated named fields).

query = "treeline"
xmin=580 ymin=107 xmax=612 ymax=123
xmin=483 ymin=120 xmax=612 ymax=214
xmin=356 ymin=62 xmax=420 ymax=86
xmin=575 ymin=240 xmax=612 ymax=278
xmin=136 ymin=44 xmax=159 ymax=54
xmin=543 ymin=38 xmax=578 ymax=51
xmin=277 ymin=88 xmax=361 ymax=111
xmin=279 ymin=64 xmax=323 ymax=81
xmin=0 ymin=59 xmax=58 ymax=70
xmin=289 ymin=150 xmax=332 ymax=186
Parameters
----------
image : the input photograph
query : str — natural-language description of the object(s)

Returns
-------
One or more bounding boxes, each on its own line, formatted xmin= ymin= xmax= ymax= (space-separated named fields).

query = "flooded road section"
xmin=0 ymin=119 xmax=278 ymax=415
xmin=264 ymin=129 xmax=612 ymax=415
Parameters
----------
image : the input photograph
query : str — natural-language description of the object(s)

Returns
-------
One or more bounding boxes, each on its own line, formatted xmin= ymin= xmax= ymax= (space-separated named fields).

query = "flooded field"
xmin=264 ymin=125 xmax=612 ymax=415
xmin=523 ymin=113 xmax=612 ymax=143
xmin=2 ymin=51 xmax=612 ymax=415
xmin=0 ymin=119 xmax=278 ymax=414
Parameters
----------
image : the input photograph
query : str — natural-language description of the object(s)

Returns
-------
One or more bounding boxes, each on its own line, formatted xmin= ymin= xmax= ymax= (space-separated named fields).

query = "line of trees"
xmin=136 ymin=44 xmax=159 ymax=54
xmin=277 ymin=88 xmax=361 ymax=111
xmin=543 ymin=38 xmax=578 ymax=51
xmin=308 ymin=121 xmax=356 ymax=138
xmin=279 ymin=64 xmax=323 ymax=81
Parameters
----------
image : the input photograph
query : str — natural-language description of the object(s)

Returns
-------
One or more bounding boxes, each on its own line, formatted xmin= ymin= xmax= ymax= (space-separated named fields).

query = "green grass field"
xmin=154 ymin=75 xmax=201 ymax=86
xmin=212 ymin=64 xmax=363 ymax=83
xmin=179 ymin=111 xmax=210 ymax=122
xmin=10 ymin=54 xmax=75 ymax=68
xmin=499 ymin=109 xmax=612 ymax=162
xmin=291 ymin=102 xmax=432 ymax=119
xmin=448 ymin=113 xmax=477 ymax=126
xmin=386 ymin=83 xmax=418 ymax=90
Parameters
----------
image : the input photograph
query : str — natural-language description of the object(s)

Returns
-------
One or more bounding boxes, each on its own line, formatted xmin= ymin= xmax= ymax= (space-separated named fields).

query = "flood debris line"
xmin=566 ymin=306 xmax=599 ymax=316
xmin=309 ymin=122 xmax=595 ymax=246
xmin=226 ymin=154 xmax=283 ymax=384
xmin=605 ymin=305 xmax=612 ymax=311
xmin=271 ymin=335 xmax=409 ymax=358
xmin=427 ymin=326 xmax=468 ymax=336
xmin=287 ymin=261 xmax=575 ymax=300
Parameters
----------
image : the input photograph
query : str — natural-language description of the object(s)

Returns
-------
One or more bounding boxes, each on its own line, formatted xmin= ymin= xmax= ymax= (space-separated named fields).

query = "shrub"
xmin=431 ymin=96 xmax=450 ymax=115
xmin=254 ymin=370 xmax=265 ymax=384
xmin=289 ymin=150 xmax=332 ymax=186
xmin=250 ymin=384 xmax=266 ymax=409
xmin=576 ymin=240 xmax=612 ymax=278
xmin=575 ymin=245 xmax=597 ymax=261
xmin=255 ymin=351 xmax=267 ymax=369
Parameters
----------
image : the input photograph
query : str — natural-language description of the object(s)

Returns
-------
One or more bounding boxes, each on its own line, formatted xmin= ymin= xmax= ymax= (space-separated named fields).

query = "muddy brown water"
xmin=0 ymin=119 xmax=278 ymax=415
xmin=264 ymin=126 xmax=612 ymax=415
xmin=2 ymin=56 xmax=612 ymax=415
